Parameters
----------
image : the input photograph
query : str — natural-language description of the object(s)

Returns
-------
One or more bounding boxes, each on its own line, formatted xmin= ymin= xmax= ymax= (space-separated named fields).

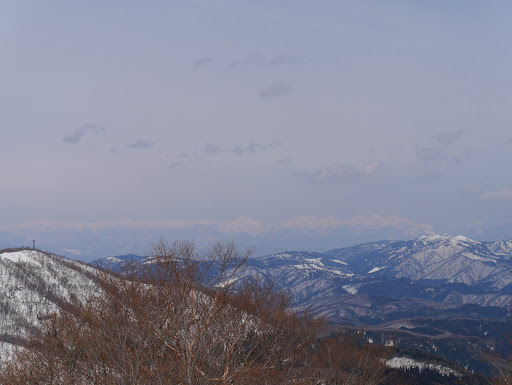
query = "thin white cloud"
xmin=125 ymin=140 xmax=154 ymax=150
xmin=228 ymin=140 xmax=282 ymax=155
xmin=110 ymin=140 xmax=154 ymax=152
xmin=480 ymin=189 xmax=512 ymax=200
xmin=169 ymin=140 xmax=282 ymax=167
xmin=309 ymin=161 xmax=382 ymax=182
xmin=361 ymin=161 xmax=381 ymax=176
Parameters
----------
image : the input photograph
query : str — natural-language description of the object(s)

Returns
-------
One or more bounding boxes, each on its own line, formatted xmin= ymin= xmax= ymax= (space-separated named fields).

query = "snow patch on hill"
xmin=1 ymin=251 xmax=42 ymax=266
xmin=386 ymin=357 xmax=462 ymax=377
xmin=342 ymin=285 xmax=358 ymax=294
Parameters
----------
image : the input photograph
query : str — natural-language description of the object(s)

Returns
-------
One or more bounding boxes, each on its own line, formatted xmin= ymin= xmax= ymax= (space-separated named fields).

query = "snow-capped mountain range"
xmin=2 ymin=243 xmax=492 ymax=380
xmin=229 ymin=235 xmax=512 ymax=373
xmin=3 ymin=236 xmax=512 ymax=372
xmin=327 ymin=235 xmax=512 ymax=288
xmin=235 ymin=235 xmax=512 ymax=311
xmin=93 ymin=235 xmax=512 ymax=313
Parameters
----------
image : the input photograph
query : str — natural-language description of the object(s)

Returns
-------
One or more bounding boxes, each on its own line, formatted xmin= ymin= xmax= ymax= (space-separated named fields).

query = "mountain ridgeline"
xmin=240 ymin=235 xmax=512 ymax=309
xmin=93 ymin=235 xmax=512 ymax=375
xmin=2 ymin=237 xmax=512 ymax=380
xmin=235 ymin=235 xmax=512 ymax=375
xmin=95 ymin=235 xmax=512 ymax=311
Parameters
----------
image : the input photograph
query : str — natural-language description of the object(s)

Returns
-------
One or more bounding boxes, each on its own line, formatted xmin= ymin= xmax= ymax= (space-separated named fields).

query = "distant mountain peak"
xmin=452 ymin=235 xmax=478 ymax=243
xmin=91 ymin=253 xmax=144 ymax=270
xmin=416 ymin=234 xmax=481 ymax=246
xmin=417 ymin=234 xmax=445 ymax=242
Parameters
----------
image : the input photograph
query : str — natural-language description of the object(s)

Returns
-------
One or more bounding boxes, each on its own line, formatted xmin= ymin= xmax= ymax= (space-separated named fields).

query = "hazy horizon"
xmin=2 ymin=1 xmax=511 ymax=261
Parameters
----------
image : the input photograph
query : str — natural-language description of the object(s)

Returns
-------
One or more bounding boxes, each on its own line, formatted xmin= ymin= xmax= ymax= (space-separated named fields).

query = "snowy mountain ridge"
xmin=325 ymin=235 xmax=512 ymax=288
xmin=92 ymin=235 xmax=512 ymax=306
xmin=226 ymin=235 xmax=512 ymax=315
xmin=0 ymin=248 xmax=102 ymax=362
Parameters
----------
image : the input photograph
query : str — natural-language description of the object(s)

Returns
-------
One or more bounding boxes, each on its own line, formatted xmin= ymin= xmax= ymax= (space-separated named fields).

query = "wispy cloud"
xmin=416 ymin=145 xmax=441 ymax=161
xmin=416 ymin=131 xmax=470 ymax=165
xmin=228 ymin=140 xmax=282 ymax=155
xmin=63 ymin=123 xmax=105 ymax=144
xmin=126 ymin=140 xmax=154 ymax=150
xmin=230 ymin=53 xmax=266 ymax=68
xmin=194 ymin=57 xmax=214 ymax=68
xmin=168 ymin=140 xmax=282 ymax=168
xmin=275 ymin=156 xmax=293 ymax=165
xmin=361 ymin=161 xmax=381 ymax=176
xmin=111 ymin=140 xmax=155 ymax=152
xmin=432 ymin=130 xmax=465 ymax=144
xmin=306 ymin=161 xmax=382 ymax=183
xmin=169 ymin=161 xmax=185 ymax=168
xmin=259 ymin=82 xmax=293 ymax=98
xmin=202 ymin=141 xmax=282 ymax=156
xmin=480 ymin=189 xmax=512 ymax=200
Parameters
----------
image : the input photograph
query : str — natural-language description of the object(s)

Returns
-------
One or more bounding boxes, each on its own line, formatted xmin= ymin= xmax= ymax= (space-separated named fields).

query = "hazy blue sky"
xmin=1 ymin=1 xmax=511 ymax=260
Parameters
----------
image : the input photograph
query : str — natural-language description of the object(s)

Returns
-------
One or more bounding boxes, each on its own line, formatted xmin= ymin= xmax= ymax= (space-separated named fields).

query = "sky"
xmin=1 ymin=0 xmax=512 ymax=261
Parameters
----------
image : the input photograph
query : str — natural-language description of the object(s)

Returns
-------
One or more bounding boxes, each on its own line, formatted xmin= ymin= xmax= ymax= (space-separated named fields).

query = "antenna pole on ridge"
xmin=33 ymin=240 xmax=35 ymax=249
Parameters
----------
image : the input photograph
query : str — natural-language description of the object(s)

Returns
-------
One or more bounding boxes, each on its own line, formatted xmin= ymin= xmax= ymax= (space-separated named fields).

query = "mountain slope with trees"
xmin=0 ymin=248 xmax=101 ymax=362
xmin=2 ymin=238 xmax=512 ymax=383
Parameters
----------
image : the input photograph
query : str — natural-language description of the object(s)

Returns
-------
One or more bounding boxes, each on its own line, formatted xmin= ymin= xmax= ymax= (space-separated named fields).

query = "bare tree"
xmin=308 ymin=331 xmax=390 ymax=385
xmin=0 ymin=240 xmax=324 ymax=385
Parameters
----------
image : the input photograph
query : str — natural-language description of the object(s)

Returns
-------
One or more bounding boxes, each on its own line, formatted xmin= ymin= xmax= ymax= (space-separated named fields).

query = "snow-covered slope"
xmin=386 ymin=356 xmax=462 ymax=378
xmin=240 ymin=251 xmax=354 ymax=303
xmin=0 ymin=248 xmax=102 ymax=362
xmin=327 ymin=235 xmax=512 ymax=288
xmin=94 ymin=236 xmax=512 ymax=311
xmin=233 ymin=235 xmax=512 ymax=313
